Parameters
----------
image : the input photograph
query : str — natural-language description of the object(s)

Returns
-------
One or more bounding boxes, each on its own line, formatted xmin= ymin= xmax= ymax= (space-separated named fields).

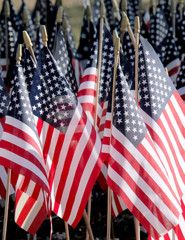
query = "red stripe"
xmin=79 ymin=73 xmax=97 ymax=85
xmin=110 ymin=134 xmax=180 ymax=219
xmin=107 ymin=176 xmax=160 ymax=238
xmin=36 ymin=118 xmax=44 ymax=137
xmin=77 ymin=88 xmax=96 ymax=98
xmin=112 ymin=193 xmax=123 ymax=218
xmin=53 ymin=113 xmax=87 ymax=214
xmin=49 ymin=132 xmax=65 ymax=189
xmin=70 ymin=154 xmax=103 ymax=227
xmin=62 ymin=122 xmax=97 ymax=221
xmin=168 ymin=65 xmax=180 ymax=78
xmin=42 ymin=124 xmax=54 ymax=165
xmin=0 ymin=178 xmax=6 ymax=199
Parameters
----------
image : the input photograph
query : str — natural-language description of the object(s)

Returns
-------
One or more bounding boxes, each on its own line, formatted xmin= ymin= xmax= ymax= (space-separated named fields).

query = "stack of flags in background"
xmin=1 ymin=0 xmax=185 ymax=239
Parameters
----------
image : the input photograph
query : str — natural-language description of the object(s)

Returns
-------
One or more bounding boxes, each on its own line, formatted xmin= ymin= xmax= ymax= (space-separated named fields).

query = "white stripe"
xmin=15 ymin=191 xmax=29 ymax=222
xmin=67 ymin=130 xmax=101 ymax=224
xmin=0 ymin=122 xmax=3 ymax=140
xmin=166 ymin=59 xmax=180 ymax=73
xmin=140 ymin=109 xmax=184 ymax=199
xmin=108 ymin=166 xmax=169 ymax=235
xmin=0 ymin=166 xmax=14 ymax=197
xmin=51 ymin=103 xmax=82 ymax=208
xmin=82 ymin=67 xmax=97 ymax=78
xmin=177 ymin=86 xmax=185 ymax=98
xmin=77 ymin=95 xmax=95 ymax=105
xmin=78 ymin=81 xmax=96 ymax=92
xmin=171 ymin=94 xmax=185 ymax=129
xmin=100 ymin=163 xmax=108 ymax=180
xmin=111 ymin=126 xmax=181 ymax=213
xmin=160 ymin=112 xmax=185 ymax=195
xmin=111 ymin=191 xmax=118 ymax=217
xmin=60 ymin=114 xmax=93 ymax=214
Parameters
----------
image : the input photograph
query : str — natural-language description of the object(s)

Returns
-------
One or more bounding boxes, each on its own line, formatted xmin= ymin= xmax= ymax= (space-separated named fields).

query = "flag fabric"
xmin=176 ymin=56 xmax=185 ymax=102
xmin=148 ymin=198 xmax=185 ymax=240
xmin=0 ymin=74 xmax=15 ymax=199
xmin=107 ymin=62 xmax=183 ymax=238
xmin=0 ymin=64 xmax=51 ymax=235
xmin=138 ymin=36 xmax=185 ymax=204
xmin=54 ymin=26 xmax=78 ymax=94
xmin=77 ymin=7 xmax=96 ymax=74
xmin=176 ymin=9 xmax=185 ymax=60
xmin=29 ymin=45 xmax=103 ymax=227
xmin=34 ymin=26 xmax=44 ymax=60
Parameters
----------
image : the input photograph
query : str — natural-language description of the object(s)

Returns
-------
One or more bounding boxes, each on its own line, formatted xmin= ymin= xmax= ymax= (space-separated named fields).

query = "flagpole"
xmin=107 ymin=30 xmax=120 ymax=240
xmin=23 ymin=31 xmax=37 ymax=64
xmin=85 ymin=5 xmax=93 ymax=50
xmin=171 ymin=0 xmax=176 ymax=38
xmin=2 ymin=44 xmax=22 ymax=240
xmin=138 ymin=0 xmax=144 ymax=24
xmin=179 ymin=0 xmax=184 ymax=19
xmin=23 ymin=6 xmax=28 ymax=31
xmin=112 ymin=0 xmax=121 ymax=24
xmin=120 ymin=12 xmax=127 ymax=45
xmin=151 ymin=0 xmax=157 ymax=15
xmin=85 ymin=2 xmax=105 ymax=240
xmin=121 ymin=0 xmax=127 ymax=13
xmin=134 ymin=16 xmax=140 ymax=240
xmin=126 ymin=14 xmax=136 ymax=48
xmin=53 ymin=6 xmax=63 ymax=55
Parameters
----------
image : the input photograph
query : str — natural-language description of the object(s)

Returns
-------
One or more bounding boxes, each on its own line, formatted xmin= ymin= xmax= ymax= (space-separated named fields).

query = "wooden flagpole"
xmin=53 ymin=6 xmax=63 ymax=55
xmin=179 ymin=0 xmax=184 ymax=19
xmin=85 ymin=4 xmax=93 ymax=50
xmin=23 ymin=31 xmax=37 ymax=65
xmin=120 ymin=12 xmax=128 ymax=45
xmin=36 ymin=11 xmax=41 ymax=31
xmin=112 ymin=0 xmax=121 ymax=23
xmin=171 ymin=0 xmax=176 ymax=38
xmin=62 ymin=17 xmax=68 ymax=44
xmin=41 ymin=25 xmax=72 ymax=240
xmin=2 ymin=44 xmax=22 ymax=240
xmin=150 ymin=0 xmax=157 ymax=15
xmin=23 ymin=6 xmax=28 ymax=31
xmin=107 ymin=30 xmax=120 ymax=240
xmin=138 ymin=0 xmax=144 ymax=24
xmin=134 ymin=16 xmax=140 ymax=240
xmin=85 ymin=2 xmax=105 ymax=240
xmin=121 ymin=0 xmax=127 ymax=13
xmin=126 ymin=14 xmax=136 ymax=48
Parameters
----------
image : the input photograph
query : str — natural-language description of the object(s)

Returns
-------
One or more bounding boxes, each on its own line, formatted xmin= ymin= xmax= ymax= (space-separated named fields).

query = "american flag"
xmin=54 ymin=26 xmax=78 ymax=94
xmin=0 ymin=73 xmax=15 ymax=199
xmin=77 ymin=7 xmax=96 ymax=74
xmin=107 ymin=63 xmax=183 ymax=238
xmin=77 ymin=24 xmax=114 ymax=190
xmin=30 ymin=46 xmax=103 ymax=227
xmin=176 ymin=56 xmax=185 ymax=101
xmin=34 ymin=26 xmax=44 ymax=60
xmin=176 ymin=9 xmax=185 ymax=60
xmin=8 ymin=0 xmax=22 ymax=32
xmin=18 ymin=2 xmax=36 ymax=43
xmin=148 ymin=198 xmax=185 ymax=240
xmin=0 ymin=65 xmax=51 ymax=234
xmin=138 ymin=36 xmax=185 ymax=205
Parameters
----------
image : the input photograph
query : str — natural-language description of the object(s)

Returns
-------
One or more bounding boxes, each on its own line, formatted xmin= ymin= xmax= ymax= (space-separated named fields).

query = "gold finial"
xmin=16 ymin=44 xmax=22 ymax=64
xmin=134 ymin=16 xmax=140 ymax=34
xmin=23 ymin=31 xmax=33 ymax=48
xmin=171 ymin=0 xmax=176 ymax=14
xmin=4 ymin=0 xmax=10 ymax=17
xmin=36 ymin=11 xmax=40 ymax=29
xmin=100 ymin=0 xmax=106 ymax=19
xmin=85 ymin=5 xmax=92 ymax=21
xmin=56 ymin=6 xmax=63 ymax=23
xmin=138 ymin=0 xmax=144 ymax=15
xmin=112 ymin=0 xmax=119 ymax=13
xmin=22 ymin=7 xmax=28 ymax=26
xmin=113 ymin=30 xmax=120 ymax=54
xmin=121 ymin=0 xmax=127 ymax=12
xmin=41 ymin=25 xmax=48 ymax=47
xmin=62 ymin=17 xmax=68 ymax=34
xmin=120 ymin=11 xmax=127 ymax=32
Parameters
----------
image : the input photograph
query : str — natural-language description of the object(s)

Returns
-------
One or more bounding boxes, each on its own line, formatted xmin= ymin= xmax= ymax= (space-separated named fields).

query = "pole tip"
xmin=113 ymin=30 xmax=120 ymax=53
xmin=56 ymin=6 xmax=63 ymax=23
xmin=23 ymin=6 xmax=28 ymax=25
xmin=23 ymin=31 xmax=33 ymax=48
xmin=41 ymin=25 xmax=48 ymax=46
xmin=121 ymin=11 xmax=128 ymax=30
xmin=134 ymin=16 xmax=140 ymax=33
xmin=112 ymin=0 xmax=119 ymax=12
xmin=85 ymin=5 xmax=92 ymax=21
xmin=16 ymin=44 xmax=22 ymax=64
xmin=36 ymin=11 xmax=40 ymax=28
xmin=121 ymin=0 xmax=127 ymax=12
xmin=171 ymin=0 xmax=176 ymax=14
xmin=4 ymin=0 xmax=10 ymax=17
xmin=100 ymin=0 xmax=106 ymax=19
